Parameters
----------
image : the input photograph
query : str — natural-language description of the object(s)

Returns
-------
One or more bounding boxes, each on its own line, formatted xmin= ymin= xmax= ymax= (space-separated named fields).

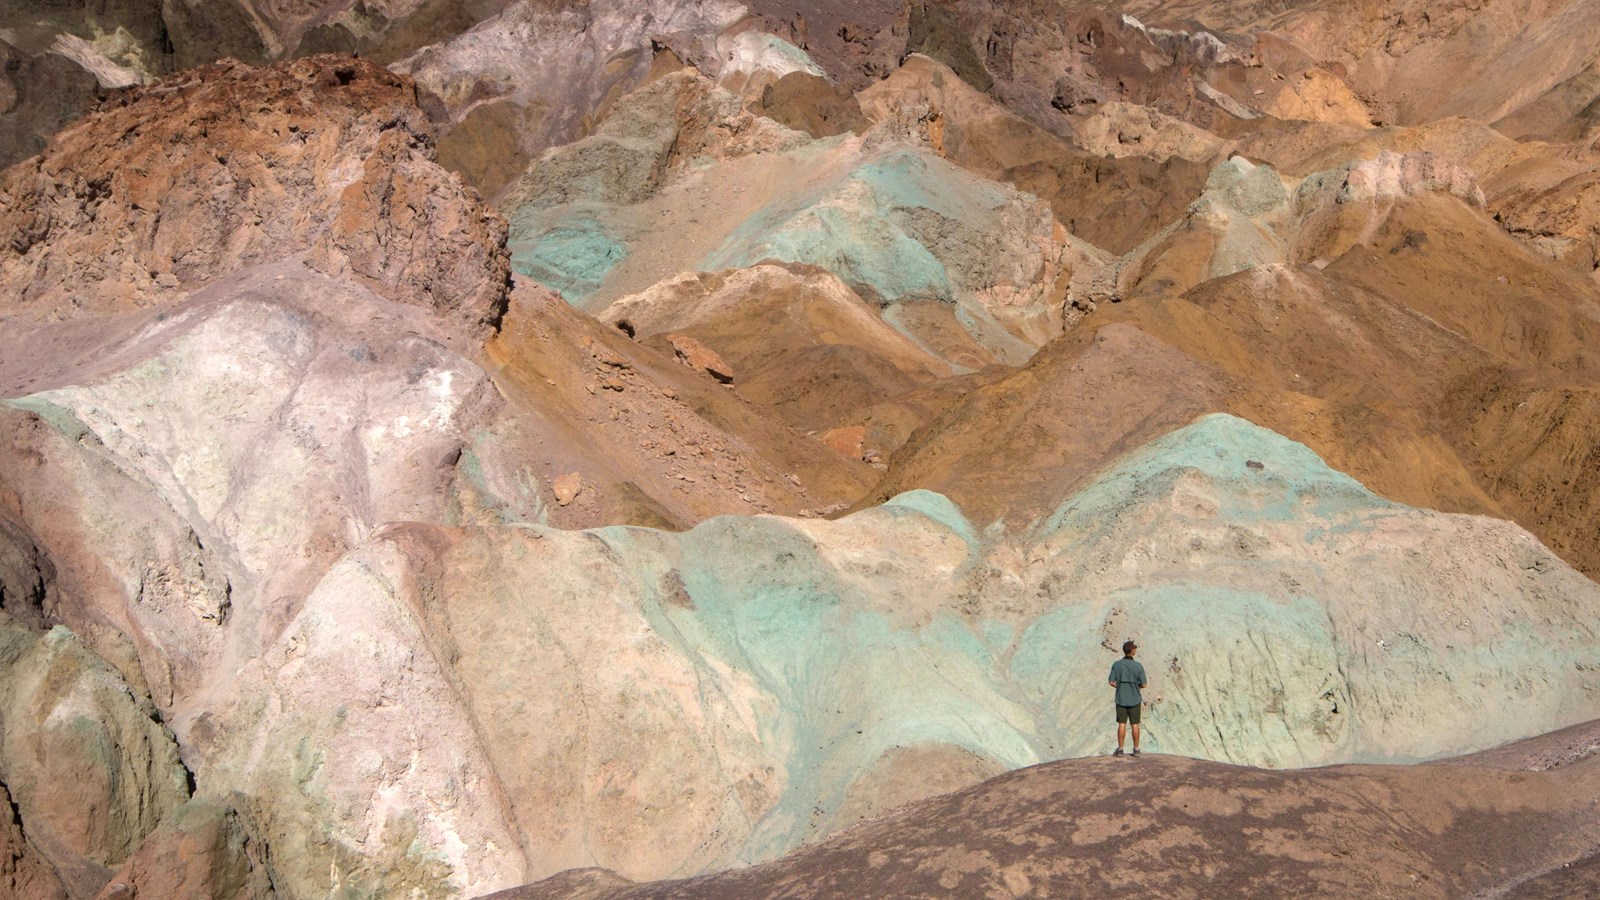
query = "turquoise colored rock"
xmin=704 ymin=194 xmax=955 ymax=305
xmin=702 ymin=150 xmax=1049 ymax=309
xmin=189 ymin=414 xmax=1600 ymax=891
xmin=1036 ymin=411 xmax=1393 ymax=539
xmin=509 ymin=216 xmax=628 ymax=303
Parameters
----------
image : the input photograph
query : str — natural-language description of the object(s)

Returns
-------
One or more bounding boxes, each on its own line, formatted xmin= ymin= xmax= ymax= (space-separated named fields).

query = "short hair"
xmin=1122 ymin=640 xmax=1137 ymax=654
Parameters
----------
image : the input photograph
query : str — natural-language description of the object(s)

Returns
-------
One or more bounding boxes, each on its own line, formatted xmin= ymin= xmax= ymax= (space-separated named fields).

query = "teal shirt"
xmin=1109 ymin=657 xmax=1146 ymax=707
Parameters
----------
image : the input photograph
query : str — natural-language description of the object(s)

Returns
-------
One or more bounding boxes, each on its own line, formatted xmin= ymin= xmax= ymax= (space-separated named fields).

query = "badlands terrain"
xmin=3 ymin=0 xmax=1600 ymax=897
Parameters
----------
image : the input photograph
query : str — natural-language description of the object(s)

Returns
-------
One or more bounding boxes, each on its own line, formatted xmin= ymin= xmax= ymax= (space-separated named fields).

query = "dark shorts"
xmin=1116 ymin=704 xmax=1142 ymax=725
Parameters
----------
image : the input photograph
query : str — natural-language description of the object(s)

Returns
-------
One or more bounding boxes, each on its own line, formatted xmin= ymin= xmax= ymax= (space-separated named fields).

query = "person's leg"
xmin=1117 ymin=721 xmax=1126 ymax=750
xmin=1131 ymin=722 xmax=1140 ymax=751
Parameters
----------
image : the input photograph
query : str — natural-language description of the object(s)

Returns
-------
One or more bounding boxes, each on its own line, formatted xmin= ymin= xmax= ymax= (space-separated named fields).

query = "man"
xmin=1108 ymin=640 xmax=1147 ymax=757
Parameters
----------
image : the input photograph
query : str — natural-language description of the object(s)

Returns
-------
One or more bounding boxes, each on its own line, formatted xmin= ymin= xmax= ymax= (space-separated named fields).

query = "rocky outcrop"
xmin=1295 ymin=150 xmax=1484 ymax=210
xmin=94 ymin=799 xmax=272 ymax=900
xmin=0 ymin=612 xmax=191 ymax=897
xmin=392 ymin=0 xmax=750 ymax=190
xmin=502 ymin=68 xmax=806 ymax=215
xmin=0 ymin=0 xmax=532 ymax=171
xmin=0 ymin=56 xmax=510 ymax=340
xmin=494 ymin=735 xmax=1600 ymax=899
xmin=0 ymin=778 xmax=66 ymax=900
xmin=664 ymin=333 xmax=735 ymax=383
xmin=749 ymin=71 xmax=869 ymax=138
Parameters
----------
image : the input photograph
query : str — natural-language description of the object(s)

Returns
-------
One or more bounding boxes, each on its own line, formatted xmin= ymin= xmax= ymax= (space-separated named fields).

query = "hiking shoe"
xmin=1130 ymin=749 xmax=1141 ymax=757
xmin=1112 ymin=748 xmax=1124 ymax=757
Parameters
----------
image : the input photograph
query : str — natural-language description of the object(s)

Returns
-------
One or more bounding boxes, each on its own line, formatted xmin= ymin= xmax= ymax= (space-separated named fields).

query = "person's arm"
xmin=1108 ymin=663 xmax=1117 ymax=689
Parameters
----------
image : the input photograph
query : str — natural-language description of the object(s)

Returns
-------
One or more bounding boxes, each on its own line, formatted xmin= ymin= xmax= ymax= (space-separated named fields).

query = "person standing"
xmin=1108 ymin=640 xmax=1147 ymax=757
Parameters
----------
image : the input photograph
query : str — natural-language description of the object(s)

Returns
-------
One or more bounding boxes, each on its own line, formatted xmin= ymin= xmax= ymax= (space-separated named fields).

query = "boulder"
xmin=665 ymin=334 xmax=735 ymax=383
xmin=553 ymin=472 xmax=584 ymax=506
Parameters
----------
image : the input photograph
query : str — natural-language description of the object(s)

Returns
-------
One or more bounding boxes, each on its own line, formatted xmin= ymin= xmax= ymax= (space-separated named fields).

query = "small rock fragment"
xmin=553 ymin=472 xmax=583 ymax=506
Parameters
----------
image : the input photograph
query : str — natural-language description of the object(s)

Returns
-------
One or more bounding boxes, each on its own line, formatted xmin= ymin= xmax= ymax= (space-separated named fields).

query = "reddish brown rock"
xmin=0 ymin=779 xmax=64 ymax=900
xmin=93 ymin=799 xmax=271 ymax=900
xmin=492 ymin=734 xmax=1600 ymax=900
xmin=552 ymin=472 xmax=584 ymax=507
xmin=315 ymin=123 xmax=512 ymax=337
xmin=0 ymin=55 xmax=510 ymax=341
xmin=665 ymin=333 xmax=735 ymax=383
xmin=819 ymin=426 xmax=866 ymax=460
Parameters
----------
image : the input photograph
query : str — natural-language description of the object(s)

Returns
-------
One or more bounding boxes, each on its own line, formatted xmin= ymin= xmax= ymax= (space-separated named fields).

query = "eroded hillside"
xmin=4 ymin=1 xmax=1600 ymax=897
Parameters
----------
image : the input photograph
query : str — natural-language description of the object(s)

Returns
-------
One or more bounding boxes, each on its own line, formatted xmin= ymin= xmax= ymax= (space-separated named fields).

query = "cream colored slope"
xmin=0 ymin=262 xmax=878 ymax=897
xmin=216 ymin=415 xmax=1600 ymax=897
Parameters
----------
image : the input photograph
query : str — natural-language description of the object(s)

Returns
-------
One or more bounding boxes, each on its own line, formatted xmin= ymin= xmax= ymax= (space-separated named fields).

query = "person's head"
xmin=1122 ymin=640 xmax=1138 ymax=657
